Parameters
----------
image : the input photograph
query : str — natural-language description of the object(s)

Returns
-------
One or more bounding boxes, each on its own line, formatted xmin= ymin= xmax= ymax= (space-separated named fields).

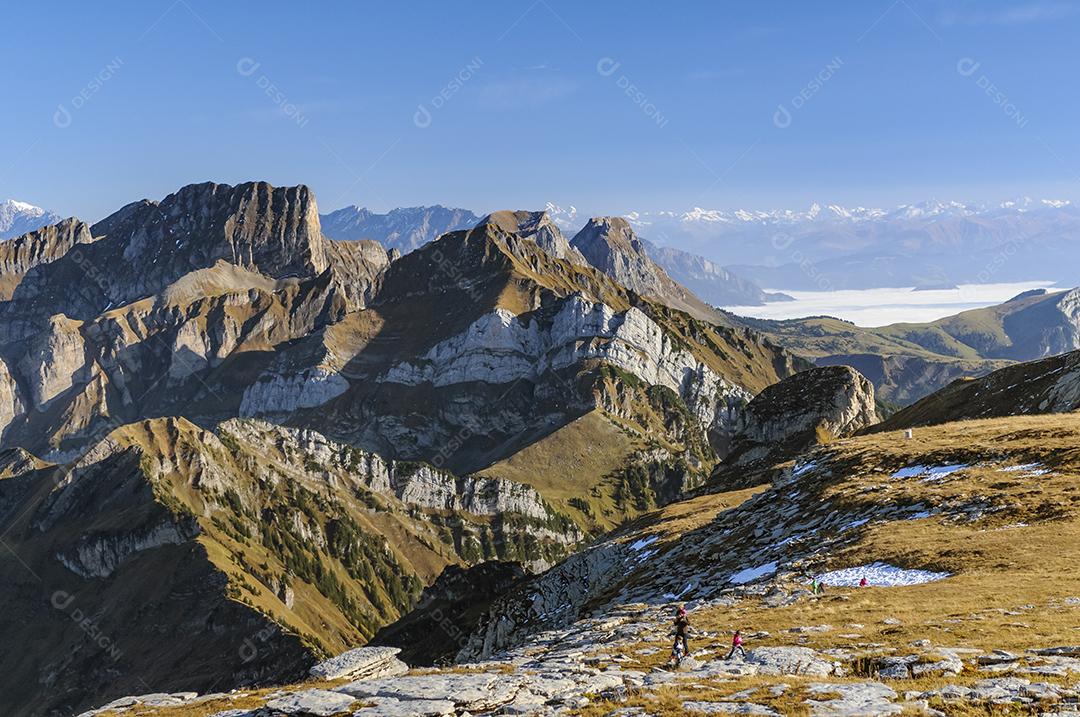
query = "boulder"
xmin=806 ymin=681 xmax=901 ymax=716
xmin=308 ymin=646 xmax=408 ymax=681
xmin=745 ymin=646 xmax=840 ymax=677
xmin=726 ymin=366 xmax=879 ymax=467
xmin=264 ymin=689 xmax=355 ymax=716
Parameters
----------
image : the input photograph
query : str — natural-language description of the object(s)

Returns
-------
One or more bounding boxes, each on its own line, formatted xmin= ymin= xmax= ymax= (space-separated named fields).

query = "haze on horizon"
xmin=3 ymin=0 xmax=1079 ymax=221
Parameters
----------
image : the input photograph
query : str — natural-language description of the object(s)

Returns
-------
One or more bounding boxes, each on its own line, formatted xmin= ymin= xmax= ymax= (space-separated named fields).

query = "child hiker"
xmin=725 ymin=629 xmax=746 ymax=660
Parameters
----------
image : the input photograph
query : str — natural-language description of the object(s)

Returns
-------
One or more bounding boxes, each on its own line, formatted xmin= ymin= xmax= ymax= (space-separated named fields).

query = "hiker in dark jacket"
xmin=673 ymin=605 xmax=690 ymax=656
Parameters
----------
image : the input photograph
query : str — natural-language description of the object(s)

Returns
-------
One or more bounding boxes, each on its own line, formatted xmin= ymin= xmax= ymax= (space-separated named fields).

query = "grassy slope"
xmin=618 ymin=413 xmax=1080 ymax=655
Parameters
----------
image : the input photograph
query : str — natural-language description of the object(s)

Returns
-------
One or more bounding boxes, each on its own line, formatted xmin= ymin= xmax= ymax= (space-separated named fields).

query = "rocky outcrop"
xmin=240 ymin=366 xmax=350 ymax=416
xmin=56 ymin=515 xmax=200 ymax=578
xmin=727 ymin=365 xmax=878 ymax=466
xmin=0 ymin=217 xmax=93 ymax=299
xmin=456 ymin=539 xmax=633 ymax=662
xmin=0 ymin=357 xmax=24 ymax=440
xmin=16 ymin=314 xmax=87 ymax=406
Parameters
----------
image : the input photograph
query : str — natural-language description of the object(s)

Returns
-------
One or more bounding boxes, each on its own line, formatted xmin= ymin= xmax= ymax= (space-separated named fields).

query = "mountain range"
xmin=0 ymin=181 xmax=809 ymax=714
xmin=7 ymin=181 xmax=1080 ymax=716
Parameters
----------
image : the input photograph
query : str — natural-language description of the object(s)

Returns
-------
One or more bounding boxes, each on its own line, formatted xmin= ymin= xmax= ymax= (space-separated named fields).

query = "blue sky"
xmin=3 ymin=0 xmax=1079 ymax=220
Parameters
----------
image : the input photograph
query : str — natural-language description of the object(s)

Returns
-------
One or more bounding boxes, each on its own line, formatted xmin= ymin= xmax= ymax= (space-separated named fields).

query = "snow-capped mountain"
xmin=0 ymin=200 xmax=61 ymax=241
xmin=605 ymin=198 xmax=1080 ymax=291
xmin=624 ymin=198 xmax=1073 ymax=228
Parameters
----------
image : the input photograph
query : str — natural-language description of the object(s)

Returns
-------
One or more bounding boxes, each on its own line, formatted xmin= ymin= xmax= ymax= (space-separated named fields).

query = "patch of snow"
xmin=629 ymin=536 xmax=658 ymax=552
xmin=996 ymin=462 xmax=1052 ymax=478
xmin=818 ymin=562 xmax=951 ymax=587
xmin=907 ymin=510 xmax=933 ymax=520
xmin=842 ymin=518 xmax=870 ymax=531
xmin=998 ymin=463 xmax=1040 ymax=473
xmin=890 ymin=464 xmax=969 ymax=481
xmin=791 ymin=461 xmax=818 ymax=479
xmin=729 ymin=562 xmax=778 ymax=585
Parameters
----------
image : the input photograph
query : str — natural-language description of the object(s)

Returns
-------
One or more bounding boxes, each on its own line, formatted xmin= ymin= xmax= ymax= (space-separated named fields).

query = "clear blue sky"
xmin=3 ymin=0 xmax=1079 ymax=220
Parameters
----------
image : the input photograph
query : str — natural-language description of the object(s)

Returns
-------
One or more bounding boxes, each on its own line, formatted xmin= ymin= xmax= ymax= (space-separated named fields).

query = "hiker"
xmin=811 ymin=577 xmax=824 ymax=595
xmin=673 ymin=605 xmax=691 ymax=657
xmin=725 ymin=629 xmax=746 ymax=660
xmin=859 ymin=576 xmax=868 ymax=587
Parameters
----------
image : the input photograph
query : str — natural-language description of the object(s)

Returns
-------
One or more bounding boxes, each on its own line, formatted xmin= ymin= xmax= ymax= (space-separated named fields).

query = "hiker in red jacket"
xmin=859 ymin=576 xmax=869 ymax=587
xmin=725 ymin=629 xmax=746 ymax=660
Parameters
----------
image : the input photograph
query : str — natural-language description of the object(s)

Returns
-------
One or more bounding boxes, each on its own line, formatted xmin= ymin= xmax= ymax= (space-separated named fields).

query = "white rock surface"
xmin=308 ymin=646 xmax=408 ymax=681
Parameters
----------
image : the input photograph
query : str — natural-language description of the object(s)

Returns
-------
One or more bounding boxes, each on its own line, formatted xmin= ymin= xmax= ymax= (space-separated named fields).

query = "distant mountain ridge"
xmin=320 ymin=205 xmax=481 ymax=255
xmin=608 ymin=198 xmax=1080 ymax=291
xmin=321 ymin=204 xmax=780 ymax=307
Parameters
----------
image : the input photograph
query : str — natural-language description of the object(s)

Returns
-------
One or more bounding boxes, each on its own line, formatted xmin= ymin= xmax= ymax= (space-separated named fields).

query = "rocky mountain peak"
xmin=569 ymin=214 xmax=727 ymax=322
xmin=4 ymin=181 xmax=328 ymax=323
xmin=477 ymin=209 xmax=588 ymax=265
xmin=114 ymin=181 xmax=327 ymax=278
xmin=571 ymin=216 xmax=649 ymax=266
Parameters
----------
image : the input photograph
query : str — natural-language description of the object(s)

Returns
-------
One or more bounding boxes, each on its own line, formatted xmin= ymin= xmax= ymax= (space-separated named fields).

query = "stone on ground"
xmin=308 ymin=646 xmax=408 ymax=681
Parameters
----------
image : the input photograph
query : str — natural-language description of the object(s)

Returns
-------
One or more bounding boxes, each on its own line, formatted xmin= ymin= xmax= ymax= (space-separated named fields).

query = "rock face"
xmin=4 ymin=181 xmax=327 ymax=331
xmin=324 ymin=238 xmax=391 ymax=309
xmin=0 ymin=217 xmax=93 ymax=299
xmin=570 ymin=216 xmax=726 ymax=323
xmin=381 ymin=296 xmax=755 ymax=441
xmin=728 ymin=365 xmax=879 ymax=466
